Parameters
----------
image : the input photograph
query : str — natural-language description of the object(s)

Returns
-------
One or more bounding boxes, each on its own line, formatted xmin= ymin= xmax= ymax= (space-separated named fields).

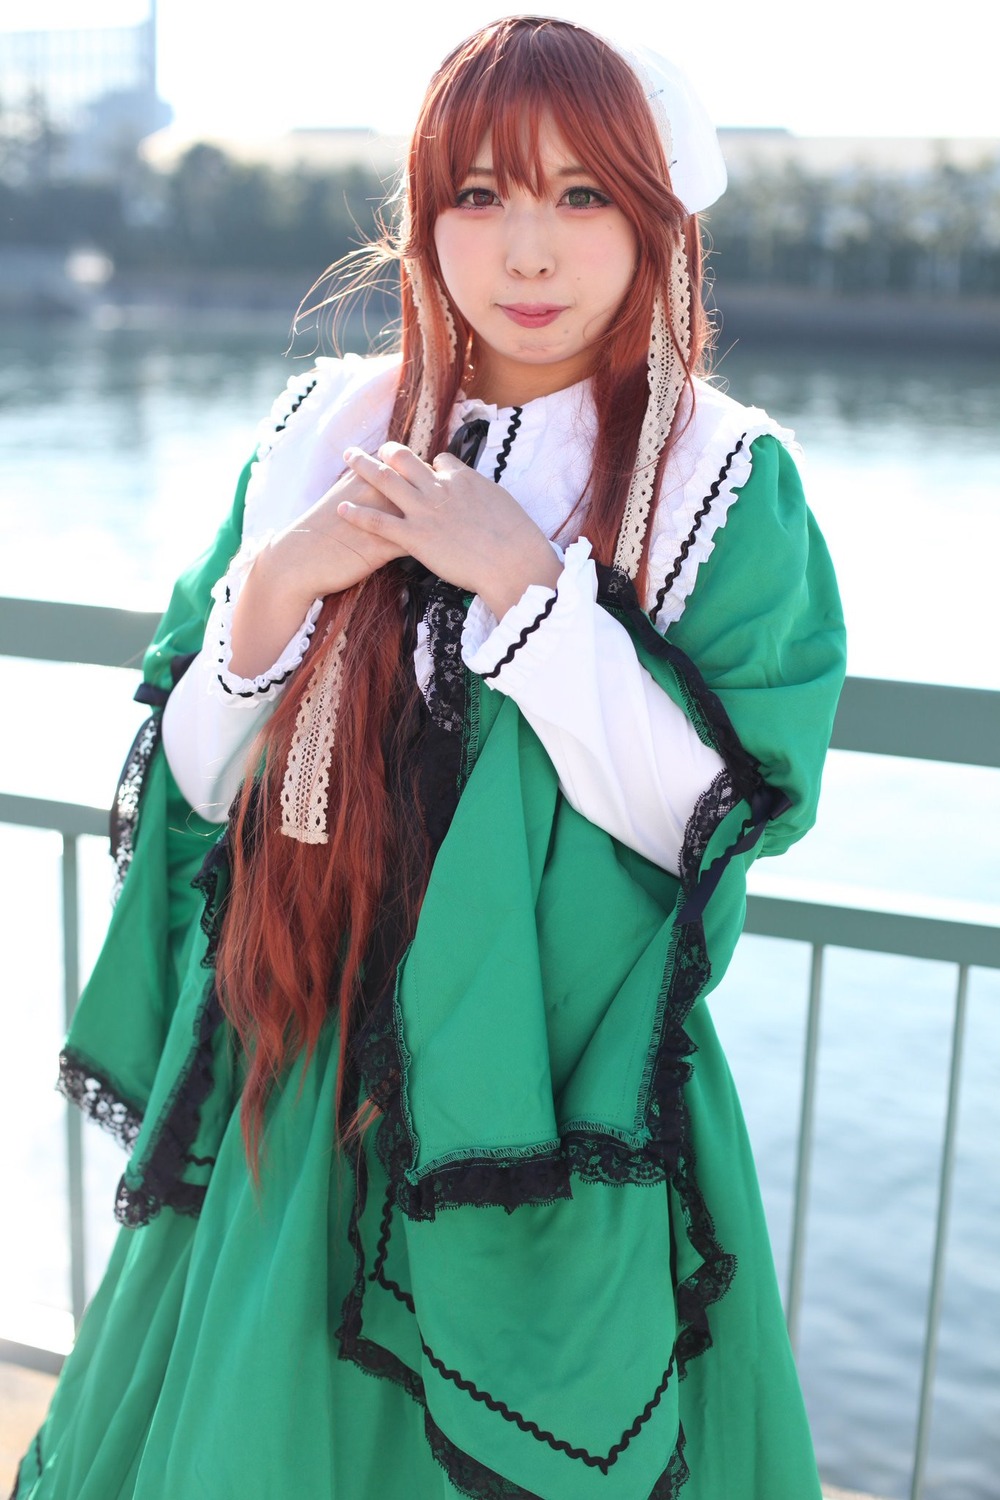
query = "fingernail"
xmin=344 ymin=446 xmax=359 ymax=461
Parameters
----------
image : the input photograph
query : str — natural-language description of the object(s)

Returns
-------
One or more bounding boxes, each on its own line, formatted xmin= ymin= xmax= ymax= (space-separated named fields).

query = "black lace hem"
xmin=424 ymin=1410 xmax=543 ymax=1500
xmin=109 ymin=713 xmax=161 ymax=899
xmin=336 ymin=1127 xmax=690 ymax=1500
xmin=57 ymin=1049 xmax=144 ymax=1151
xmin=113 ymin=984 xmax=222 ymax=1227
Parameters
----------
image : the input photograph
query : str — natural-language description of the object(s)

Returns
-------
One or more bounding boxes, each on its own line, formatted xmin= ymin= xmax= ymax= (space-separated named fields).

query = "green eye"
xmin=564 ymin=187 xmax=609 ymax=208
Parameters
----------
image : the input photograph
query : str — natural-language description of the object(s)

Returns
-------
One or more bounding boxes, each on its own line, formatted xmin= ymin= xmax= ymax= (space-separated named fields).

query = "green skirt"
xmin=14 ymin=992 xmax=821 ymax=1500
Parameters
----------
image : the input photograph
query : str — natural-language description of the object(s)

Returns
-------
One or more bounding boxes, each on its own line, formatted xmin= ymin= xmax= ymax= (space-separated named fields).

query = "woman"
xmin=17 ymin=17 xmax=846 ymax=1500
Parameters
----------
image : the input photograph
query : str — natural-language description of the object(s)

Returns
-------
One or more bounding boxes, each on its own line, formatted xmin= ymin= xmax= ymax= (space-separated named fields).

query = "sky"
xmin=8 ymin=0 xmax=1000 ymax=143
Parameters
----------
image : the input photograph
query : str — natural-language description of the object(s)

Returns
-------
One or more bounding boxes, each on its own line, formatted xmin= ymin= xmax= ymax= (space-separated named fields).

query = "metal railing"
xmin=2 ymin=595 xmax=999 ymax=1500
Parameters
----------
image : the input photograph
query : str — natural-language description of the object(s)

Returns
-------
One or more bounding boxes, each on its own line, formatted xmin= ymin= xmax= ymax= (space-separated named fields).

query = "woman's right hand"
xmin=228 ymin=466 xmax=407 ymax=679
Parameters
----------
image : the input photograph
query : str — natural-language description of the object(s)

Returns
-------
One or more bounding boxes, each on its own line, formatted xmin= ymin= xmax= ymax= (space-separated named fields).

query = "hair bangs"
xmin=409 ymin=18 xmax=683 ymax=266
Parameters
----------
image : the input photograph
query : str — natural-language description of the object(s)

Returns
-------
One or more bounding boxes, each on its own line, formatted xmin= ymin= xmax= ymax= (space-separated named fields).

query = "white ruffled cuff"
xmin=208 ymin=536 xmax=323 ymax=703
xmin=461 ymin=540 xmax=580 ymax=682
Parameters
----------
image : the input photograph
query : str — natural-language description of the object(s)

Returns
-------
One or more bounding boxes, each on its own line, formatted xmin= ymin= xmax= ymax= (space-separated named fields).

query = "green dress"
xmin=13 ymin=411 xmax=846 ymax=1499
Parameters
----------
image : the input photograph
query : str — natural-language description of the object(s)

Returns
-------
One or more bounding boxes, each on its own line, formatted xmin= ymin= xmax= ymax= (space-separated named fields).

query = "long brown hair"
xmin=217 ymin=16 xmax=712 ymax=1168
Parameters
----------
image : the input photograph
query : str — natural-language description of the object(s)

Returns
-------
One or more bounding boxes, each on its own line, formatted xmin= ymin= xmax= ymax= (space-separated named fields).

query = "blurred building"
xmin=0 ymin=2 xmax=171 ymax=183
xmin=717 ymin=127 xmax=999 ymax=177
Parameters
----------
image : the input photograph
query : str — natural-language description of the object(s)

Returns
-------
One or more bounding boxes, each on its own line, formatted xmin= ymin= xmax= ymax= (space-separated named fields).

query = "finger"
xmin=343 ymin=446 xmax=414 ymax=506
xmin=430 ymin=451 xmax=465 ymax=473
xmin=336 ymin=498 xmax=405 ymax=544
xmin=378 ymin=441 xmax=434 ymax=484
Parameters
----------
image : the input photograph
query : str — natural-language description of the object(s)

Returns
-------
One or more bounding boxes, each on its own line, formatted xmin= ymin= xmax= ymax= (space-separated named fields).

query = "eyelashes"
xmin=455 ymin=187 xmax=501 ymax=208
xmin=453 ymin=185 xmax=613 ymax=209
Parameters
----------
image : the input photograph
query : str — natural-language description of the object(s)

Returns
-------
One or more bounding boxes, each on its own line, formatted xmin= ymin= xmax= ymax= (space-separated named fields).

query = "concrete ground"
xmin=0 ymin=1363 xmax=53 ymax=1494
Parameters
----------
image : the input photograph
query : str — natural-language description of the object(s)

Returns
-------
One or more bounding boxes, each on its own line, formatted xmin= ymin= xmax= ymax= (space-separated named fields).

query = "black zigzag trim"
xmin=481 ymin=592 xmax=557 ymax=682
xmin=217 ymin=666 xmax=293 ymax=698
xmin=418 ymin=1339 xmax=675 ymax=1475
xmin=652 ymin=434 xmax=746 ymax=622
xmin=254 ymin=375 xmax=319 ymax=463
xmin=491 ymin=407 xmax=523 ymax=482
xmin=370 ymin=1177 xmax=676 ymax=1475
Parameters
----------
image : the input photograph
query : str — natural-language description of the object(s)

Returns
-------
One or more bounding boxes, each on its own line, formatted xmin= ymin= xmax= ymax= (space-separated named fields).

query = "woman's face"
xmin=433 ymin=116 xmax=638 ymax=407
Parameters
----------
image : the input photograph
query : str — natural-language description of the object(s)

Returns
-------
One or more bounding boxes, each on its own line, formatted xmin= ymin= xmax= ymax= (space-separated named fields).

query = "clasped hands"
xmin=228 ymin=442 xmax=562 ymax=679
xmin=337 ymin=442 xmax=562 ymax=620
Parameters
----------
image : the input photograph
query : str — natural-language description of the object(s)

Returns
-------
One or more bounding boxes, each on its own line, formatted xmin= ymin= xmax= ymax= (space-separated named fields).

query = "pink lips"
xmin=499 ymin=304 xmax=566 ymax=328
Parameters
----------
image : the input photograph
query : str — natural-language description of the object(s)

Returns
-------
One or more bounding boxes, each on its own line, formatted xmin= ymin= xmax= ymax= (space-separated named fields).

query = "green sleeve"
xmin=61 ymin=461 xmax=253 ymax=1120
xmin=666 ymin=435 xmax=846 ymax=857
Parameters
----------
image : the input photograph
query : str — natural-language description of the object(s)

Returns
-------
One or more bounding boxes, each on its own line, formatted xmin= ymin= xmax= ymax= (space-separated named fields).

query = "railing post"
xmin=910 ymin=963 xmax=969 ymax=1500
xmin=786 ymin=942 xmax=824 ymax=1352
xmin=61 ymin=832 xmax=87 ymax=1329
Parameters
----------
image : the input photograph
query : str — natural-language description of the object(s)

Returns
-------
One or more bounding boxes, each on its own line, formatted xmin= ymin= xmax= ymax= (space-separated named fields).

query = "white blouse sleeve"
xmin=461 ymin=539 xmax=725 ymax=875
xmin=162 ymin=546 xmax=322 ymax=821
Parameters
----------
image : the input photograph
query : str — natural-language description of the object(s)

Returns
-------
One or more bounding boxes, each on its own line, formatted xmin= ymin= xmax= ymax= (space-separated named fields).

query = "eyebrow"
xmin=465 ymin=164 xmax=591 ymax=177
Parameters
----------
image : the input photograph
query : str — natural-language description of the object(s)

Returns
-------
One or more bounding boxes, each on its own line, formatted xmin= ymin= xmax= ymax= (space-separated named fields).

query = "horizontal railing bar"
xmin=745 ymin=893 xmax=1000 ymax=969
xmin=831 ymin=676 xmax=1000 ymax=768
xmin=0 ymin=596 xmax=159 ymax=669
xmin=0 ymin=793 xmax=108 ymax=838
xmin=3 ymin=597 xmax=1000 ymax=768
xmin=3 ymin=790 xmax=998 ymax=969
xmin=0 ymin=1338 xmax=65 ymax=1377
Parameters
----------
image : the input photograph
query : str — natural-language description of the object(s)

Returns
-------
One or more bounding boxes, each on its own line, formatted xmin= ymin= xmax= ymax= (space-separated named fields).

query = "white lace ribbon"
xmin=280 ymin=627 xmax=347 ymax=844
xmin=613 ymin=238 xmax=692 ymax=579
xmin=280 ymin=262 xmax=459 ymax=844
xmin=407 ymin=260 xmax=458 ymax=461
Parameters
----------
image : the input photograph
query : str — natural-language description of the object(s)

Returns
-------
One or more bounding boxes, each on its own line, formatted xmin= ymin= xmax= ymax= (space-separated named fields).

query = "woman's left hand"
xmin=339 ymin=442 xmax=562 ymax=618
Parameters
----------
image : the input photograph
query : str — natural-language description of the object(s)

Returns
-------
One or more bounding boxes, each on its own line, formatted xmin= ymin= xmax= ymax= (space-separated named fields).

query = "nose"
xmin=504 ymin=203 xmax=554 ymax=279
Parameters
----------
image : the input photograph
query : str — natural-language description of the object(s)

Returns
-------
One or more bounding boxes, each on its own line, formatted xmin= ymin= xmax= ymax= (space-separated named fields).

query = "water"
xmin=0 ymin=319 xmax=998 ymax=1498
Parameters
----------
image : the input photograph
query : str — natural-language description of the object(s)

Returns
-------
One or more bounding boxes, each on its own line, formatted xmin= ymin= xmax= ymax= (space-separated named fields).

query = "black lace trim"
xmin=424 ymin=1411 xmax=543 ymax=1500
xmin=113 ymin=983 xmax=222 ymax=1227
xmin=420 ymin=584 xmax=469 ymax=736
xmin=109 ymin=713 xmax=161 ymax=899
xmin=191 ymin=827 xmax=232 ymax=969
xmin=651 ymin=434 xmax=747 ymax=623
xmin=649 ymin=1427 xmax=690 ymax=1499
xmin=57 ymin=1050 xmax=144 ymax=1151
xmin=598 ymin=563 xmax=794 ymax=924
xmin=104 ymin=832 xmax=234 ymax=1222
xmin=480 ymin=592 xmax=557 ymax=682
